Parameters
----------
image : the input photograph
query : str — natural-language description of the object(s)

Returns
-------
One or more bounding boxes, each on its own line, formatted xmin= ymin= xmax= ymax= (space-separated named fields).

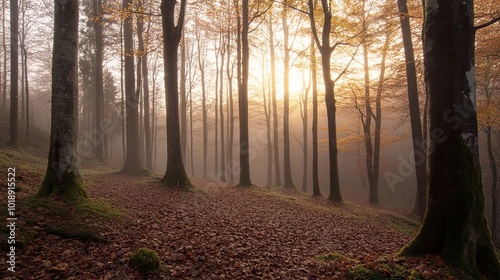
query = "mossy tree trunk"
xmin=400 ymin=0 xmax=500 ymax=278
xmin=160 ymin=0 xmax=191 ymax=188
xmin=38 ymin=0 xmax=87 ymax=201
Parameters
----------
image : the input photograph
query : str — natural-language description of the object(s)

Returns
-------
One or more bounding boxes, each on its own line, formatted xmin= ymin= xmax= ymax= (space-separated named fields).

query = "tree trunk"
xmin=263 ymin=52 xmax=272 ymax=187
xmin=282 ymin=1 xmax=295 ymax=189
xmin=141 ymin=14 xmax=153 ymax=171
xmin=38 ymin=0 xmax=86 ymax=201
xmin=23 ymin=47 xmax=29 ymax=140
xmin=8 ymin=0 xmax=19 ymax=148
xmin=120 ymin=0 xmax=143 ymax=175
xmin=196 ymin=21 xmax=208 ymax=178
xmin=310 ymin=33 xmax=320 ymax=196
xmin=219 ymin=35 xmax=226 ymax=182
xmin=301 ymin=71 xmax=309 ymax=193
xmin=1 ymin=0 xmax=6 ymax=110
xmin=180 ymin=32 xmax=187 ymax=165
xmin=94 ymin=0 xmax=104 ymax=162
xmin=398 ymin=0 xmax=427 ymax=220
xmin=226 ymin=27 xmax=234 ymax=184
xmin=120 ymin=21 xmax=126 ymax=161
xmin=236 ymin=0 xmax=252 ymax=187
xmin=269 ymin=13 xmax=282 ymax=187
xmin=308 ymin=0 xmax=342 ymax=202
xmin=160 ymin=0 xmax=191 ymax=187
xmin=400 ymin=1 xmax=500 ymax=277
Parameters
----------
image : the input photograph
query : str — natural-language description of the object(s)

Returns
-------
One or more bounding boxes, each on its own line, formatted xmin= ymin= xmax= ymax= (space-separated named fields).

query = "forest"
xmin=0 ymin=0 xmax=499 ymax=278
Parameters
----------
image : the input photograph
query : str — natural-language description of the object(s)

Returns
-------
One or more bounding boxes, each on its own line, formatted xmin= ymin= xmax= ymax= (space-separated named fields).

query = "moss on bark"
xmin=38 ymin=167 xmax=87 ymax=202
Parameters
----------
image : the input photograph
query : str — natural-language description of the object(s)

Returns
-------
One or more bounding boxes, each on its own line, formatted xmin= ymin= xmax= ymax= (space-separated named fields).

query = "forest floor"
xmin=0 ymin=111 xmax=484 ymax=279
xmin=0 ymin=145 xmax=480 ymax=279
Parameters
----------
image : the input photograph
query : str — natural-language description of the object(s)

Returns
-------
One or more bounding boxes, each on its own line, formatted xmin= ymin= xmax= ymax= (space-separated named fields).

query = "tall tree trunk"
xmin=220 ymin=35 xmax=226 ymax=182
xmin=269 ymin=12 xmax=282 ymax=186
xmin=38 ymin=0 xmax=86 ymax=200
xmin=8 ymin=0 xmax=19 ymax=148
xmin=301 ymin=71 xmax=309 ymax=193
xmin=137 ymin=1 xmax=152 ymax=170
xmin=226 ymin=26 xmax=235 ymax=184
xmin=400 ymin=1 xmax=500 ymax=277
xmin=308 ymin=0 xmax=342 ymax=202
xmin=23 ymin=46 xmax=28 ymax=140
xmin=196 ymin=21 xmax=208 ymax=178
xmin=398 ymin=0 xmax=426 ymax=220
xmin=120 ymin=0 xmax=143 ymax=175
xmin=120 ymin=21 xmax=126 ymax=161
xmin=310 ymin=33 xmax=320 ymax=196
xmin=282 ymin=1 xmax=295 ymax=189
xmin=215 ymin=41 xmax=219 ymax=178
xmin=94 ymin=0 xmax=104 ymax=162
xmin=263 ymin=53 xmax=272 ymax=187
xmin=1 ymin=0 xmax=6 ymax=110
xmin=236 ymin=0 xmax=252 ymax=187
xmin=160 ymin=0 xmax=191 ymax=187
xmin=180 ymin=32 xmax=187 ymax=164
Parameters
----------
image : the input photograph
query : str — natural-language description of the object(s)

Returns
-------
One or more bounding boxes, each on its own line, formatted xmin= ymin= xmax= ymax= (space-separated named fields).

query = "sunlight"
xmin=288 ymin=67 xmax=308 ymax=101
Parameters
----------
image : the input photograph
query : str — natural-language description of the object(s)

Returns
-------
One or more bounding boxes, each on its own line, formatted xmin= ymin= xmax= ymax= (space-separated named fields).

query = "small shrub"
xmin=129 ymin=248 xmax=160 ymax=274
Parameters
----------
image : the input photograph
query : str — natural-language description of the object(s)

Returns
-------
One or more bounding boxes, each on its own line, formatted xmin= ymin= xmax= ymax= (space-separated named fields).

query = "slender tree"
xmin=307 ymin=0 xmax=342 ymax=202
xmin=397 ymin=0 xmax=426 ymax=220
xmin=236 ymin=0 xmax=252 ymax=187
xmin=269 ymin=11 xmax=282 ymax=186
xmin=400 ymin=0 xmax=500 ymax=277
xmin=310 ymin=32 xmax=320 ymax=196
xmin=282 ymin=0 xmax=295 ymax=189
xmin=8 ymin=0 xmax=19 ymax=148
xmin=160 ymin=0 xmax=191 ymax=187
xmin=2 ymin=0 xmax=7 ymax=110
xmin=94 ymin=0 xmax=104 ymax=162
xmin=38 ymin=0 xmax=86 ymax=200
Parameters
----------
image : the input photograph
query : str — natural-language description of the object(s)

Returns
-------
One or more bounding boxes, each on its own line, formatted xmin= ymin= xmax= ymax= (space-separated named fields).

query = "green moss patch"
xmin=129 ymin=248 xmax=161 ymax=274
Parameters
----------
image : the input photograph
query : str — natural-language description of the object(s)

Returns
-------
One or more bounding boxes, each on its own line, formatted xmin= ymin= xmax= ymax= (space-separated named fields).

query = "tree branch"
xmin=475 ymin=16 xmax=500 ymax=30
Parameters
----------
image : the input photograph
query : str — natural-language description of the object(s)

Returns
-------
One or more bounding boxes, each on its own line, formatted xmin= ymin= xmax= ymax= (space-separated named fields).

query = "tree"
xmin=310 ymin=32 xmax=320 ymax=196
xmin=160 ymin=0 xmax=191 ymax=187
xmin=269 ymin=10 xmax=282 ymax=187
xmin=94 ymin=0 xmax=104 ymax=162
xmin=8 ymin=0 xmax=19 ymax=148
xmin=397 ymin=0 xmax=426 ymax=220
xmin=307 ymin=0 xmax=343 ymax=202
xmin=2 ymin=0 xmax=6 ymax=110
xmin=282 ymin=0 xmax=295 ymax=189
xmin=236 ymin=0 xmax=253 ymax=187
xmin=400 ymin=0 xmax=500 ymax=277
xmin=120 ymin=0 xmax=144 ymax=175
xmin=38 ymin=0 xmax=87 ymax=200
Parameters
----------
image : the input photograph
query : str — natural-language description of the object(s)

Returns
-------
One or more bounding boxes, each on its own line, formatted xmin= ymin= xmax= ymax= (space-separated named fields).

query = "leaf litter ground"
xmin=0 ymin=169 xmax=469 ymax=279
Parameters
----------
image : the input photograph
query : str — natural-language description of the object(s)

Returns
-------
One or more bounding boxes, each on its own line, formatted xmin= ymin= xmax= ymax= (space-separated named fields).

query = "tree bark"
xmin=310 ymin=33 xmax=320 ymax=196
xmin=282 ymin=1 xmax=295 ymax=189
xmin=8 ymin=0 xmax=19 ymax=148
xmin=269 ymin=12 xmax=282 ymax=187
xmin=160 ymin=0 xmax=191 ymax=187
xmin=1 ymin=0 xmax=6 ymax=110
xmin=120 ymin=0 xmax=143 ymax=175
xmin=236 ymin=0 xmax=252 ymax=187
xmin=94 ymin=0 xmax=104 ymax=162
xmin=308 ymin=0 xmax=342 ymax=202
xmin=38 ymin=0 xmax=86 ymax=201
xmin=400 ymin=1 xmax=500 ymax=277
xmin=398 ymin=0 xmax=427 ymax=220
